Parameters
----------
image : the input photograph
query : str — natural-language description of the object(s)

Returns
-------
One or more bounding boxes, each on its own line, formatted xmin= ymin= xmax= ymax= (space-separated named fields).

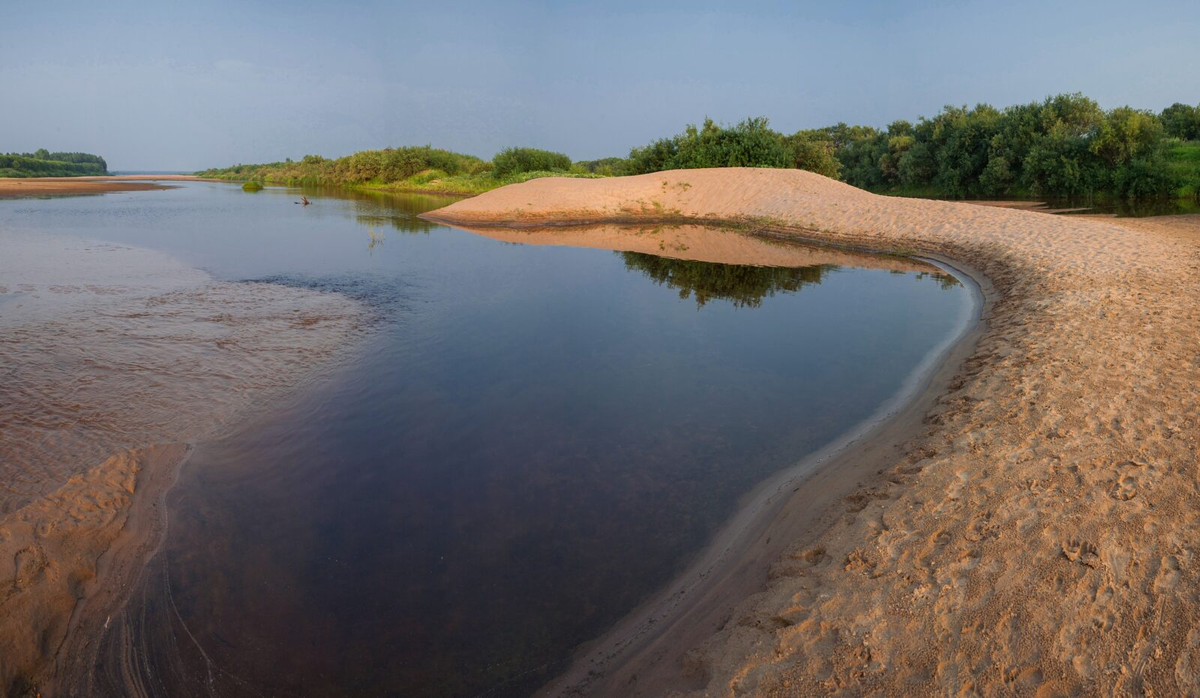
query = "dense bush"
xmin=491 ymin=147 xmax=572 ymax=177
xmin=828 ymin=94 xmax=1184 ymax=199
xmin=200 ymin=146 xmax=487 ymax=188
xmin=628 ymin=117 xmax=790 ymax=174
xmin=574 ymin=157 xmax=630 ymax=176
xmin=781 ymin=130 xmax=842 ymax=179
xmin=1161 ymin=103 xmax=1200 ymax=140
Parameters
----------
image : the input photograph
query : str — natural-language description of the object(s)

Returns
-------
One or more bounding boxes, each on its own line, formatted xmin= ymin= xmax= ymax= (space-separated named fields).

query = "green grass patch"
xmin=1166 ymin=140 xmax=1200 ymax=197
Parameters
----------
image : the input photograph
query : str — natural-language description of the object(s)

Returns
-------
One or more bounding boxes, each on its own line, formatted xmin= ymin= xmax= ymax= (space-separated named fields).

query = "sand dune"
xmin=427 ymin=169 xmax=1200 ymax=697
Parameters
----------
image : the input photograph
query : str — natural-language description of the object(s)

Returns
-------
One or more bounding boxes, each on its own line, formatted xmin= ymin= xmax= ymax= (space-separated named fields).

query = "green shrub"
xmin=242 ymin=181 xmax=264 ymax=192
xmin=1161 ymin=103 xmax=1200 ymax=140
xmin=491 ymin=147 xmax=572 ymax=178
xmin=575 ymin=157 xmax=631 ymax=177
xmin=628 ymin=117 xmax=790 ymax=175
xmin=781 ymin=131 xmax=841 ymax=179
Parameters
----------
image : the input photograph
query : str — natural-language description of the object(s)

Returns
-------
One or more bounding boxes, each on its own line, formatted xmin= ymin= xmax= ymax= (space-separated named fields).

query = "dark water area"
xmin=930 ymin=193 xmax=1200 ymax=217
xmin=1059 ymin=197 xmax=1200 ymax=217
xmin=0 ymin=183 xmax=973 ymax=697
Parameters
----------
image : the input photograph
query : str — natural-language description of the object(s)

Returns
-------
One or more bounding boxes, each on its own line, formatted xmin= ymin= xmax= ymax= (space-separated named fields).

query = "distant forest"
xmin=201 ymin=93 xmax=1200 ymax=201
xmin=0 ymin=149 xmax=108 ymax=177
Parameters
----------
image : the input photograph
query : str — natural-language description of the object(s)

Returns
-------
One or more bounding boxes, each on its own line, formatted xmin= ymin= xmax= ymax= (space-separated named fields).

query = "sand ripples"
xmin=0 ymin=230 xmax=364 ymax=690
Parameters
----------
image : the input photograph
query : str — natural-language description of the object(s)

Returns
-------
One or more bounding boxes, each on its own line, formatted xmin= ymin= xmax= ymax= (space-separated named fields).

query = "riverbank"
xmin=425 ymin=168 xmax=1200 ymax=696
xmin=0 ymin=230 xmax=366 ymax=693
xmin=0 ymin=175 xmax=206 ymax=198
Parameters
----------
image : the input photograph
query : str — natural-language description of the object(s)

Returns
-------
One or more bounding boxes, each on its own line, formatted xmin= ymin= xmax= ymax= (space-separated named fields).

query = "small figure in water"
xmin=296 ymin=196 xmax=310 ymax=205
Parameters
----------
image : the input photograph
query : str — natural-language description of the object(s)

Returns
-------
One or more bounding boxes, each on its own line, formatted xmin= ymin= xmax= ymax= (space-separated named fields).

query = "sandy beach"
xmin=0 ymin=175 xmax=204 ymax=198
xmin=425 ymin=168 xmax=1200 ymax=696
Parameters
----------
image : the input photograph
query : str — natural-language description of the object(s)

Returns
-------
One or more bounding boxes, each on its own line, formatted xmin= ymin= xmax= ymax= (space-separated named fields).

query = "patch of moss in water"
xmin=242 ymin=181 xmax=264 ymax=192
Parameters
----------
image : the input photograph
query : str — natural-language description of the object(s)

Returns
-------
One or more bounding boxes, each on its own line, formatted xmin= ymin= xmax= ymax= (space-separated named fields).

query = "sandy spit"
xmin=426 ymin=168 xmax=1200 ymax=697
xmin=0 ymin=175 xmax=207 ymax=198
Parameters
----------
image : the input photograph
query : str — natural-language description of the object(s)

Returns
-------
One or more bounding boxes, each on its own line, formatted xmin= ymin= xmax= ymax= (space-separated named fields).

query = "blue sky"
xmin=2 ymin=0 xmax=1197 ymax=170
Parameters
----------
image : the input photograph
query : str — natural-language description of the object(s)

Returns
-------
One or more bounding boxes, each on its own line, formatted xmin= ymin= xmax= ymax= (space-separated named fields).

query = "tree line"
xmin=199 ymin=145 xmax=591 ymax=195
xmin=0 ymin=149 xmax=108 ymax=177
xmin=201 ymin=93 xmax=1199 ymax=201
xmin=603 ymin=94 xmax=1199 ymax=200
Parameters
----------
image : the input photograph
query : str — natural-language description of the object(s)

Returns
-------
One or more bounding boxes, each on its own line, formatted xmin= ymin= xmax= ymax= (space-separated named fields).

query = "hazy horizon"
xmin=3 ymin=0 xmax=1198 ymax=171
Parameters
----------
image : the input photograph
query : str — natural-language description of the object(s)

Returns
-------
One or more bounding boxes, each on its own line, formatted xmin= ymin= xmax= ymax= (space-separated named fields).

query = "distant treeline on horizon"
xmin=200 ymin=93 xmax=1200 ymax=201
xmin=0 ymin=149 xmax=108 ymax=178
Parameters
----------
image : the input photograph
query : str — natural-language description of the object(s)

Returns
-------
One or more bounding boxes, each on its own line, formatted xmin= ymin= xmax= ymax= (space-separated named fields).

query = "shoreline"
xmin=424 ymin=221 xmax=983 ymax=695
xmin=534 ymin=254 xmax=987 ymax=697
xmin=424 ymin=168 xmax=1200 ymax=695
xmin=204 ymin=177 xmax=477 ymax=199
xmin=0 ymin=230 xmax=368 ymax=694
xmin=48 ymin=444 xmax=193 ymax=693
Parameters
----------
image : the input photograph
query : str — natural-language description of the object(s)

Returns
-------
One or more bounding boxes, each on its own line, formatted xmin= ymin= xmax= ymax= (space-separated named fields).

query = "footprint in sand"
xmin=1110 ymin=474 xmax=1139 ymax=501
xmin=1062 ymin=539 xmax=1100 ymax=568
xmin=796 ymin=546 xmax=826 ymax=565
xmin=10 ymin=546 xmax=46 ymax=594
xmin=1155 ymin=555 xmax=1183 ymax=593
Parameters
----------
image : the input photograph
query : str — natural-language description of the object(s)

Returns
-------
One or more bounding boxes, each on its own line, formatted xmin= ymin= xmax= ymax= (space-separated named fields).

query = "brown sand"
xmin=426 ymin=169 xmax=1200 ymax=697
xmin=0 ymin=175 xmax=203 ymax=198
xmin=0 ymin=445 xmax=189 ymax=696
xmin=0 ymin=231 xmax=365 ymax=693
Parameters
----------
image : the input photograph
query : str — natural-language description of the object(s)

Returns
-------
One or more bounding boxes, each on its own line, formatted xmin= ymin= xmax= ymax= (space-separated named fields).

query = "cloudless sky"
xmin=2 ymin=0 xmax=1198 ymax=170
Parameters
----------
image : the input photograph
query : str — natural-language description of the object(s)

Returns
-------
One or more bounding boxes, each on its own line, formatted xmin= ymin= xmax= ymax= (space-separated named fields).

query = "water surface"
xmin=0 ymin=183 xmax=973 ymax=697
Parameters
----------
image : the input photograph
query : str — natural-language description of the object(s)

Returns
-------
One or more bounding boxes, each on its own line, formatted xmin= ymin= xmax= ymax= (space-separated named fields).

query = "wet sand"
xmin=0 ymin=231 xmax=365 ymax=692
xmin=0 ymin=175 xmax=204 ymax=198
xmin=425 ymin=169 xmax=1200 ymax=696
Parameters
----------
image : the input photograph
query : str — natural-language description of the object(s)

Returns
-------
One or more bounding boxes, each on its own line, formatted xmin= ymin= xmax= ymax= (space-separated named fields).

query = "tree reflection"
xmin=624 ymin=253 xmax=961 ymax=308
xmin=620 ymin=252 xmax=834 ymax=308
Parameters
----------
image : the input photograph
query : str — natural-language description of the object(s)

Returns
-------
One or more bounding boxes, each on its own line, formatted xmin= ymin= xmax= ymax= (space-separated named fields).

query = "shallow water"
xmin=0 ymin=183 xmax=973 ymax=697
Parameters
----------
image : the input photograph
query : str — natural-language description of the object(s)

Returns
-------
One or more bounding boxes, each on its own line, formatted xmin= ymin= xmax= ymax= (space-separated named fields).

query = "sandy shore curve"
xmin=425 ymin=168 xmax=1200 ymax=697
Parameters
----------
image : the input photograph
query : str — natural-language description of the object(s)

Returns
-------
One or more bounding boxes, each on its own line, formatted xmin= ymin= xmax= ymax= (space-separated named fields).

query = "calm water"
xmin=0 ymin=183 xmax=973 ymax=697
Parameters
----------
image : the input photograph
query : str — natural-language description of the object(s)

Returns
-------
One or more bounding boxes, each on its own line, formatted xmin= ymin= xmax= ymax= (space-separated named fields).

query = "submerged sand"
xmin=0 ymin=231 xmax=364 ymax=692
xmin=427 ymin=169 xmax=1200 ymax=697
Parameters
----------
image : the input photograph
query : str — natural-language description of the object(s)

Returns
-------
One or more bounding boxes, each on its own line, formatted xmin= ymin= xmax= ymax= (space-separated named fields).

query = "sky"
xmin=2 ymin=0 xmax=1198 ymax=171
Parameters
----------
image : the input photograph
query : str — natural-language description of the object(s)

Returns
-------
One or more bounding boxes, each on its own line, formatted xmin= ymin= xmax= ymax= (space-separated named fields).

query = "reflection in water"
xmin=0 ymin=185 xmax=974 ymax=698
xmin=366 ymin=226 xmax=385 ymax=255
xmin=913 ymin=270 xmax=963 ymax=290
xmin=620 ymin=254 xmax=961 ymax=309
xmin=621 ymin=252 xmax=833 ymax=308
